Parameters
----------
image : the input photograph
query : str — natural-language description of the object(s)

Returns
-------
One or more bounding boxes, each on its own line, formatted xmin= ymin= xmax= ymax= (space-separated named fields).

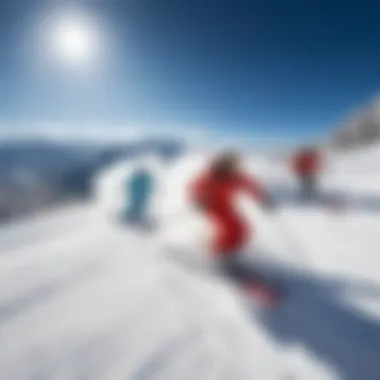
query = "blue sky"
xmin=2 ymin=0 xmax=380 ymax=144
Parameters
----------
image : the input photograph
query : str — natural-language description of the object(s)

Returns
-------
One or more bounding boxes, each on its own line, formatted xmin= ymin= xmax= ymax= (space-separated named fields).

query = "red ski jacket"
xmin=292 ymin=150 xmax=322 ymax=175
xmin=189 ymin=171 xmax=265 ymax=255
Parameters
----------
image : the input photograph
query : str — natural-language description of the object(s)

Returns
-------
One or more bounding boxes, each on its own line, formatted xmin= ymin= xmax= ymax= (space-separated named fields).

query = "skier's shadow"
xmin=253 ymin=262 xmax=380 ymax=380
xmin=269 ymin=181 xmax=380 ymax=213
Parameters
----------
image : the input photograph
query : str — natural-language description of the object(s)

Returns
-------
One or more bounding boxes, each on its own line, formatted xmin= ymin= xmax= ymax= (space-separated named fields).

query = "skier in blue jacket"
xmin=124 ymin=167 xmax=154 ymax=226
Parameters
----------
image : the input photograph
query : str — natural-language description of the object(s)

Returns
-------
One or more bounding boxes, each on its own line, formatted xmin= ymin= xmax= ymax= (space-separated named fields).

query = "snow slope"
xmin=0 ymin=148 xmax=379 ymax=380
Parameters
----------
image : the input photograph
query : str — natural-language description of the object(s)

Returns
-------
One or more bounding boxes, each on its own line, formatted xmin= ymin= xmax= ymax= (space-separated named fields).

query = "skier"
xmin=292 ymin=146 xmax=323 ymax=200
xmin=188 ymin=152 xmax=281 ymax=306
xmin=124 ymin=166 xmax=154 ymax=228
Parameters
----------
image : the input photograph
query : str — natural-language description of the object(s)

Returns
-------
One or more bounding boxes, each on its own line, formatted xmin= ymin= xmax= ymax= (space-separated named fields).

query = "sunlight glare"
xmin=51 ymin=13 xmax=99 ymax=68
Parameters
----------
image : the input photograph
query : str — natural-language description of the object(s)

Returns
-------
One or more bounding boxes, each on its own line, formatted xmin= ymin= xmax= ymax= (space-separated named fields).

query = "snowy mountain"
xmin=330 ymin=97 xmax=380 ymax=150
xmin=0 ymin=147 xmax=379 ymax=379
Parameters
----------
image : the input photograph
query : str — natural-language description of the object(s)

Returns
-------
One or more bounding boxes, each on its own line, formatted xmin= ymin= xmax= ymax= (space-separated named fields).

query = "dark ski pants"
xmin=299 ymin=174 xmax=318 ymax=200
xmin=125 ymin=192 xmax=150 ymax=221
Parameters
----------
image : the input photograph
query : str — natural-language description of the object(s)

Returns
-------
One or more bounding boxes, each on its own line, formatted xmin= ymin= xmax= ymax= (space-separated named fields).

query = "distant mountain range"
xmin=0 ymin=137 xmax=185 ymax=222
xmin=0 ymin=138 xmax=184 ymax=172
xmin=329 ymin=97 xmax=380 ymax=151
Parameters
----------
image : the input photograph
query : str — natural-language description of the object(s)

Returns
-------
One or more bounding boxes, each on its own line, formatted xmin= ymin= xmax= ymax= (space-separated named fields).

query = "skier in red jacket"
xmin=292 ymin=146 xmax=323 ymax=199
xmin=188 ymin=152 xmax=280 ymax=305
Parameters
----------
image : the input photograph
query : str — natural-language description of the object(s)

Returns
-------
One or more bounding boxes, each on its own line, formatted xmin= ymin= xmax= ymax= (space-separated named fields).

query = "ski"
xmin=236 ymin=277 xmax=285 ymax=309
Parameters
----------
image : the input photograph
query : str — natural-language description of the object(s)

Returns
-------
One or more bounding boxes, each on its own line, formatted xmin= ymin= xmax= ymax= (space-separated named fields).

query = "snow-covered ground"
xmin=0 ymin=147 xmax=379 ymax=380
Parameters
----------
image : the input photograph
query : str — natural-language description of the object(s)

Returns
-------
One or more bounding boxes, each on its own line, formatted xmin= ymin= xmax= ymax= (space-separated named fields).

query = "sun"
xmin=51 ymin=14 xmax=98 ymax=67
